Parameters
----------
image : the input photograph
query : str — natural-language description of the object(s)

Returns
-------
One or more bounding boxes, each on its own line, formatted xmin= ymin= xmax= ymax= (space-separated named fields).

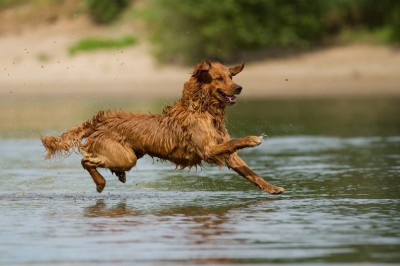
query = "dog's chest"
xmin=190 ymin=117 xmax=226 ymax=149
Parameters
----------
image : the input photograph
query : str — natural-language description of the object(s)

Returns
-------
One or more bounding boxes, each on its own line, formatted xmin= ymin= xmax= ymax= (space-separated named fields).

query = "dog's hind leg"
xmin=111 ymin=170 xmax=127 ymax=183
xmin=81 ymin=140 xmax=137 ymax=192
xmin=104 ymin=144 xmax=137 ymax=184
xmin=81 ymin=157 xmax=107 ymax=193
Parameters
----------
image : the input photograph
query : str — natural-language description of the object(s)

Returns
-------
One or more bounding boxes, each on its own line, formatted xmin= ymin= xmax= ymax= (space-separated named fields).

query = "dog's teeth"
xmin=226 ymin=95 xmax=236 ymax=102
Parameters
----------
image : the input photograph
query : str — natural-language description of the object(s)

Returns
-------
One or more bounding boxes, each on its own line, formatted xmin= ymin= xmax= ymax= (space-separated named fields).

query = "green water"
xmin=0 ymin=96 xmax=399 ymax=265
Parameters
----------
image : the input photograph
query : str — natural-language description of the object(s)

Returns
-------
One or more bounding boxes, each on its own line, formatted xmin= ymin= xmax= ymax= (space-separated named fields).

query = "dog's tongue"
xmin=226 ymin=95 xmax=236 ymax=103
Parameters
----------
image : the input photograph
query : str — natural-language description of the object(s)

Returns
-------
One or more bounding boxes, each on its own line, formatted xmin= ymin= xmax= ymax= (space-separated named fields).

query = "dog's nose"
xmin=235 ymin=85 xmax=242 ymax=94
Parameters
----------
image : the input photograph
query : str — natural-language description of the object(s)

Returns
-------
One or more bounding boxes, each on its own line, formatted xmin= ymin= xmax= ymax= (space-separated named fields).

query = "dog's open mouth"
xmin=218 ymin=90 xmax=237 ymax=105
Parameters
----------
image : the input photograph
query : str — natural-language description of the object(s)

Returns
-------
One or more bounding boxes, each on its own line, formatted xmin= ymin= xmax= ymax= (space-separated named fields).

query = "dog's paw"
xmin=247 ymin=136 xmax=263 ymax=147
xmin=269 ymin=186 xmax=285 ymax=195
xmin=96 ymin=184 xmax=105 ymax=193
xmin=262 ymin=184 xmax=285 ymax=195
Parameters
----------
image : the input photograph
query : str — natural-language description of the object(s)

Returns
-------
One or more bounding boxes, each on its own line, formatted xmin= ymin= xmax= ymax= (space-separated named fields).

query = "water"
xmin=0 ymin=96 xmax=399 ymax=265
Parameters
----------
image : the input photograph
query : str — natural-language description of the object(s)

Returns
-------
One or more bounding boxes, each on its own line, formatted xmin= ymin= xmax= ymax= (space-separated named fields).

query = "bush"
xmin=356 ymin=0 xmax=400 ymax=42
xmin=68 ymin=36 xmax=137 ymax=55
xmin=142 ymin=0 xmax=400 ymax=64
xmin=0 ymin=0 xmax=27 ymax=9
xmin=143 ymin=0 xmax=331 ymax=64
xmin=86 ymin=0 xmax=131 ymax=24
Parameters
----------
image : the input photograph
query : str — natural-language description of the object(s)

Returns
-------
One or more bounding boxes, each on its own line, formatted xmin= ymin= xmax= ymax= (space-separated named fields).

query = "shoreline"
xmin=1 ymin=19 xmax=400 ymax=98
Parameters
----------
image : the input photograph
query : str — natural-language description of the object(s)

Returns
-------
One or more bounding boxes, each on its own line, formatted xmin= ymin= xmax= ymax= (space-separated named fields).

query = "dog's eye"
xmin=216 ymin=77 xmax=224 ymax=82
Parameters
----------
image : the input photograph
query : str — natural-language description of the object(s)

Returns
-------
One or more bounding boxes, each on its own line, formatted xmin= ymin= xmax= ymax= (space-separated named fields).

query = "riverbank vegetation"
xmin=1 ymin=0 xmax=399 ymax=63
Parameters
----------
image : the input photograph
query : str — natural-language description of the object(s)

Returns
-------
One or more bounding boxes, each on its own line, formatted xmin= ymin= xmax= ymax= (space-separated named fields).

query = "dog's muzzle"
xmin=218 ymin=86 xmax=242 ymax=105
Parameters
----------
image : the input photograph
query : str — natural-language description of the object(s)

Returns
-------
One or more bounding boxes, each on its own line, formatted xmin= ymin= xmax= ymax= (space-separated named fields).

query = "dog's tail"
xmin=41 ymin=122 xmax=92 ymax=159
xmin=41 ymin=110 xmax=110 ymax=159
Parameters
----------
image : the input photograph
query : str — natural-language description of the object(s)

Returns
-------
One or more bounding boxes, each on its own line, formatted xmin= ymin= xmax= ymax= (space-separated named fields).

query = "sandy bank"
xmin=1 ymin=18 xmax=399 ymax=99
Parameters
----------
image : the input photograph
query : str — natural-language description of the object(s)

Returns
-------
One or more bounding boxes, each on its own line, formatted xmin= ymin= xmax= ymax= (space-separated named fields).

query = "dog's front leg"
xmin=226 ymin=153 xmax=285 ymax=195
xmin=208 ymin=136 xmax=263 ymax=158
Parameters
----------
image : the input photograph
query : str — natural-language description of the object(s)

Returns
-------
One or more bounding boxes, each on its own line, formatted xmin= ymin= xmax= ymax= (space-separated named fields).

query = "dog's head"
xmin=192 ymin=60 xmax=244 ymax=106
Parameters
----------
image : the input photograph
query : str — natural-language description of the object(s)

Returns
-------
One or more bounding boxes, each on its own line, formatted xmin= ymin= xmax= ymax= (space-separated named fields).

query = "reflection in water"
xmin=157 ymin=204 xmax=233 ymax=244
xmin=83 ymin=197 xmax=275 ymax=250
xmin=80 ymin=197 xmax=277 ymax=265
xmin=84 ymin=199 xmax=137 ymax=218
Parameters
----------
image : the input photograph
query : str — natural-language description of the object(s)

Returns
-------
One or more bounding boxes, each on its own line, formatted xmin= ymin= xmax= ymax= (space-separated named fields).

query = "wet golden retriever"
xmin=41 ymin=61 xmax=284 ymax=194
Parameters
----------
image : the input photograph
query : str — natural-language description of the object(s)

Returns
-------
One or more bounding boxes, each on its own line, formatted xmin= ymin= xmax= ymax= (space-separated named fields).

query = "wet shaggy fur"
xmin=41 ymin=61 xmax=285 ymax=194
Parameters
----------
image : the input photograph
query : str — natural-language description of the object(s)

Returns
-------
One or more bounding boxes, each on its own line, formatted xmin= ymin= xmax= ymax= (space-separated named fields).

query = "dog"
xmin=41 ymin=61 xmax=284 ymax=194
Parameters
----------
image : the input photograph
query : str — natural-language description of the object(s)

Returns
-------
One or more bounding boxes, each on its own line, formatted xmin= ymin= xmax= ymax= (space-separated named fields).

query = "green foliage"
xmin=143 ymin=0 xmax=330 ymax=64
xmin=142 ymin=0 xmax=400 ymax=64
xmin=68 ymin=36 xmax=137 ymax=55
xmin=323 ymin=0 xmax=400 ymax=42
xmin=356 ymin=0 xmax=400 ymax=42
xmin=86 ymin=0 xmax=131 ymax=24
xmin=0 ymin=0 xmax=27 ymax=9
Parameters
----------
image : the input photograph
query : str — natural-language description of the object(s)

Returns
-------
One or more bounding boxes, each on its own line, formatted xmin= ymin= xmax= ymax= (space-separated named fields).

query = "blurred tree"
xmin=86 ymin=0 xmax=131 ymax=24
xmin=356 ymin=0 xmax=400 ymax=41
xmin=142 ymin=0 xmax=400 ymax=64
xmin=144 ymin=0 xmax=331 ymax=64
xmin=0 ymin=0 xmax=27 ymax=9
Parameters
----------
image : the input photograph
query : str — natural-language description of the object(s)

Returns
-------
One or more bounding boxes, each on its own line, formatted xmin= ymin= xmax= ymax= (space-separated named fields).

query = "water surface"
xmin=0 ymin=97 xmax=399 ymax=265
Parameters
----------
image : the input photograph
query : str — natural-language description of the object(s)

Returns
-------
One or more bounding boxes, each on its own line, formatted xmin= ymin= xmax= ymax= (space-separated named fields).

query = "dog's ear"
xmin=229 ymin=63 xmax=244 ymax=76
xmin=192 ymin=60 xmax=212 ymax=83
